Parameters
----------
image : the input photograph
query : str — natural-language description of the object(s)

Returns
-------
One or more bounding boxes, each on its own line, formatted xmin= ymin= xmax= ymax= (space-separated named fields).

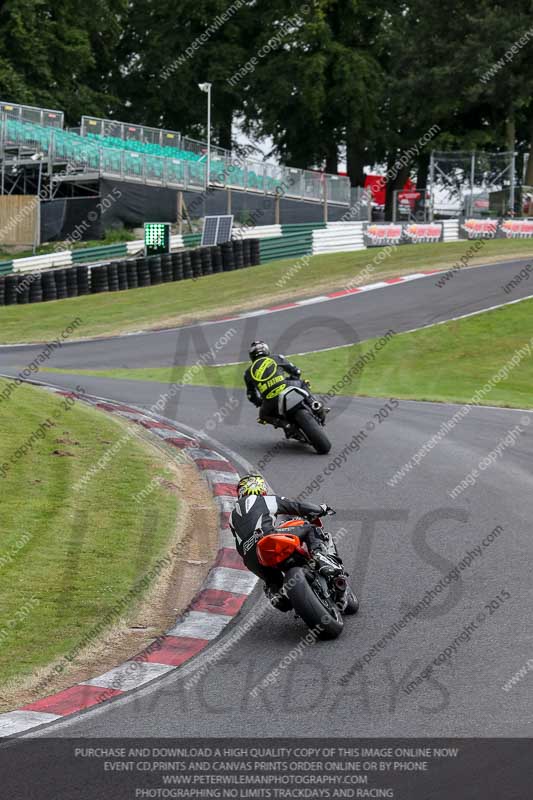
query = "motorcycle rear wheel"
xmin=293 ymin=409 xmax=331 ymax=454
xmin=285 ymin=567 xmax=344 ymax=639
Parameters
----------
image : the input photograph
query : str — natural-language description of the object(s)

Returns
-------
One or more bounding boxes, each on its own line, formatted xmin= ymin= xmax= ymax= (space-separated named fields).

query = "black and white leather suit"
xmin=229 ymin=494 xmax=326 ymax=585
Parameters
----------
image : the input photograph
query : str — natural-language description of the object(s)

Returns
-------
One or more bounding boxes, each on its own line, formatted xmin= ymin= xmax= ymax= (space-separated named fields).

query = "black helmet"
xmin=249 ymin=340 xmax=270 ymax=361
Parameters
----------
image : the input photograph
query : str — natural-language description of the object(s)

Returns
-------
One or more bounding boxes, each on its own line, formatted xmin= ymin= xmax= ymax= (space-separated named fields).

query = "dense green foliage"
xmin=0 ymin=0 xmax=127 ymax=121
xmin=0 ymin=0 xmax=531 ymax=192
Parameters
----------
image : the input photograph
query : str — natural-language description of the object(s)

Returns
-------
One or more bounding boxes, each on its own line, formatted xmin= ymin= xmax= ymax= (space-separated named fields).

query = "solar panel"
xmin=201 ymin=216 xmax=219 ymax=246
xmin=216 ymin=215 xmax=234 ymax=244
xmin=201 ymin=215 xmax=234 ymax=246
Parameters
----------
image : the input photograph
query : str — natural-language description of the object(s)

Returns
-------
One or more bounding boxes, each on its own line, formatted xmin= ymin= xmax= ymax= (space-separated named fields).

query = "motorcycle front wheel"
xmin=285 ymin=567 xmax=344 ymax=640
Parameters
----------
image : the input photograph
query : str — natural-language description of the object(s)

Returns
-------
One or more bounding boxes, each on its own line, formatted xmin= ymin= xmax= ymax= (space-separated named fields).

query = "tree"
xmin=0 ymin=0 xmax=127 ymax=123
xmin=379 ymin=0 xmax=533 ymax=211
xmin=241 ymin=0 xmax=384 ymax=179
xmin=0 ymin=0 xmax=58 ymax=105
xmin=2 ymin=0 xmax=531 ymax=205
xmin=118 ymin=0 xmax=252 ymax=149
xmin=465 ymin=0 xmax=533 ymax=189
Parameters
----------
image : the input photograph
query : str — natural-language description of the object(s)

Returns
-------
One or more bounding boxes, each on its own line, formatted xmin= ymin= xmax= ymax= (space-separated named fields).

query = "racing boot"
xmin=310 ymin=546 xmax=344 ymax=577
xmin=264 ymin=583 xmax=292 ymax=612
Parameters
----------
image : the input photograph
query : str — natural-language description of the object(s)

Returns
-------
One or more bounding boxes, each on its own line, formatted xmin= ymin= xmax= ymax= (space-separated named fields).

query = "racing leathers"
xmin=243 ymin=354 xmax=305 ymax=425
xmin=229 ymin=494 xmax=328 ymax=587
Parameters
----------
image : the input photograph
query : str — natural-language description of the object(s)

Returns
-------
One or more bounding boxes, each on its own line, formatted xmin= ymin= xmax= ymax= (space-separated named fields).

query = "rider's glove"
xmin=319 ymin=503 xmax=335 ymax=516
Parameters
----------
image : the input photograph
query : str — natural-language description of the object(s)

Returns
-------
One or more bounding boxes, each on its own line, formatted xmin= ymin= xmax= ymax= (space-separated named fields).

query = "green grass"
xmin=1 ymin=238 xmax=532 ymax=344
xmin=0 ymin=380 xmax=179 ymax=693
xmin=56 ymin=297 xmax=533 ymax=409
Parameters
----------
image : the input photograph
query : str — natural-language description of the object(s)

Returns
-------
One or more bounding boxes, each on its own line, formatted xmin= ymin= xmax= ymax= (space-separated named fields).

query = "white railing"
xmin=313 ymin=223 xmax=366 ymax=254
xmin=442 ymin=219 xmax=460 ymax=241
xmin=234 ymin=225 xmax=282 ymax=239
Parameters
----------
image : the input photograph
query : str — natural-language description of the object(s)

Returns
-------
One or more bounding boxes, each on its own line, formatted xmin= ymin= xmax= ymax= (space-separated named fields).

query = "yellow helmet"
xmin=237 ymin=474 xmax=267 ymax=498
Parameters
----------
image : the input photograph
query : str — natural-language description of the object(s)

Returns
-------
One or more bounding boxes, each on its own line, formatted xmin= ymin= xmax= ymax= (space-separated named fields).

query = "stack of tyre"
xmin=3 ymin=275 xmax=19 ymax=305
xmin=77 ymin=266 xmax=90 ymax=295
xmin=0 ymin=238 xmax=261 ymax=305
xmin=28 ymin=274 xmax=43 ymax=303
xmin=225 ymin=237 xmax=260 ymax=272
xmin=91 ymin=265 xmax=109 ymax=293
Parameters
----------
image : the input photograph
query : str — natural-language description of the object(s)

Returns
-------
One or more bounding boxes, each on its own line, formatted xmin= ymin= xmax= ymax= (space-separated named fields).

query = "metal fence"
xmin=81 ymin=115 xmax=183 ymax=150
xmin=429 ymin=150 xmax=517 ymax=218
xmin=79 ymin=114 xmax=350 ymax=204
xmin=3 ymin=113 xmax=350 ymax=204
xmin=180 ymin=135 xmax=229 ymax=161
xmin=0 ymin=100 xmax=64 ymax=129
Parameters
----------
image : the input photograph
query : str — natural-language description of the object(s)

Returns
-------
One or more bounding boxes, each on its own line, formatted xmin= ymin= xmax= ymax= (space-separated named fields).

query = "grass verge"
xmin=1 ymin=239 xmax=532 ymax=344
xmin=54 ymin=297 xmax=533 ymax=409
xmin=0 ymin=379 xmax=180 ymax=705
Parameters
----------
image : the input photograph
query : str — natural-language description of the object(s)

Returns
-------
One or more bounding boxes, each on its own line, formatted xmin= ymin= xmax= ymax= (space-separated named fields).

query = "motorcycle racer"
xmin=230 ymin=474 xmax=346 ymax=611
xmin=244 ymin=340 xmax=327 ymax=432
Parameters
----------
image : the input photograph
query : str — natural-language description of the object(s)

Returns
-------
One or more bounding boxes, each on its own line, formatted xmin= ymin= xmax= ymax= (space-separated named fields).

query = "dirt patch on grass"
xmin=0 ymin=432 xmax=220 ymax=712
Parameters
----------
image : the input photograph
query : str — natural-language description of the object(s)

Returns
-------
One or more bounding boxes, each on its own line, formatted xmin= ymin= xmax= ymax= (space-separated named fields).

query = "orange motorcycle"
xmin=257 ymin=515 xmax=358 ymax=639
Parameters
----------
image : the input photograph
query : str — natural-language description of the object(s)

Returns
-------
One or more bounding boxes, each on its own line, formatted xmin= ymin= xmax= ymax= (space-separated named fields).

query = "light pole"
xmin=198 ymin=82 xmax=212 ymax=188
xmin=31 ymin=151 xmax=45 ymax=254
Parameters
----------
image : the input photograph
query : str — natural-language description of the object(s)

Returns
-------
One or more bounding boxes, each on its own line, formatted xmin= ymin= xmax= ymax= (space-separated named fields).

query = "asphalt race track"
xmin=1 ymin=257 xmax=533 ymax=739
xmin=1 ymin=257 xmax=533 ymax=370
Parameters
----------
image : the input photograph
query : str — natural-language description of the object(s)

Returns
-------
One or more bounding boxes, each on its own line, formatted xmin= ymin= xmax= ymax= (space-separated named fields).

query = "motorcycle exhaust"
xmin=334 ymin=576 xmax=347 ymax=592
xmin=311 ymin=400 xmax=322 ymax=411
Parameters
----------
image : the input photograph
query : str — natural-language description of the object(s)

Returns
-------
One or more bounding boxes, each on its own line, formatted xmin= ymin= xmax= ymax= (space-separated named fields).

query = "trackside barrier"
xmin=11 ymin=252 xmax=72 ymax=274
xmin=259 ymin=232 xmax=313 ymax=263
xmin=281 ymin=222 xmax=327 ymax=236
xmin=234 ymin=225 xmax=282 ymax=239
xmin=5 ymin=218 xmax=463 ymax=277
xmin=0 ymin=240 xmax=261 ymax=307
xmin=182 ymin=232 xmax=202 ymax=248
xmin=235 ymin=223 xmax=330 ymax=241
xmin=126 ymin=239 xmax=144 ymax=255
xmin=71 ymin=243 xmax=129 ymax=263
xmin=312 ymin=222 xmax=366 ymax=254
xmin=5 ymin=215 xmax=528 ymax=291
xmin=443 ymin=219 xmax=460 ymax=242
xmin=12 ymin=237 xmax=187 ymax=275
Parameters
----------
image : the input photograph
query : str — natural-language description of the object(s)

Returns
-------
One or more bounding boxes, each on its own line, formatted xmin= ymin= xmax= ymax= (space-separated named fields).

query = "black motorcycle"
xmin=267 ymin=382 xmax=331 ymax=455
xmin=257 ymin=515 xmax=358 ymax=639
